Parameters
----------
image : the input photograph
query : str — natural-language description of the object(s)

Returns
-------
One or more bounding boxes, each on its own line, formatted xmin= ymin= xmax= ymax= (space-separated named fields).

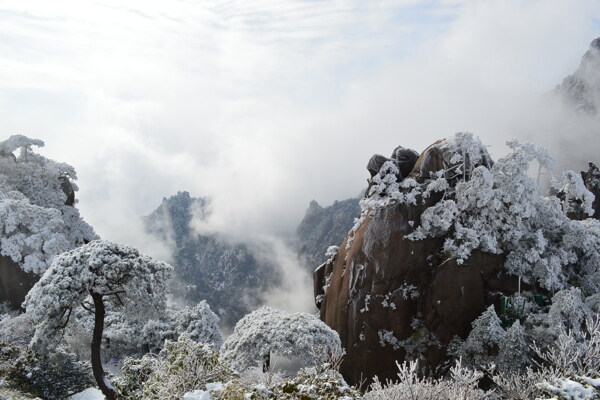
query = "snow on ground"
xmin=68 ymin=388 xmax=104 ymax=400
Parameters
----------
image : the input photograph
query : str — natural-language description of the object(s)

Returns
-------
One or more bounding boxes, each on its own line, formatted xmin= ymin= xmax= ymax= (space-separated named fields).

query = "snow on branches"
xmin=399 ymin=135 xmax=600 ymax=294
xmin=23 ymin=240 xmax=172 ymax=352
xmin=0 ymin=135 xmax=97 ymax=276
xmin=0 ymin=135 xmax=44 ymax=155
xmin=0 ymin=192 xmax=71 ymax=274
xmin=221 ymin=306 xmax=342 ymax=372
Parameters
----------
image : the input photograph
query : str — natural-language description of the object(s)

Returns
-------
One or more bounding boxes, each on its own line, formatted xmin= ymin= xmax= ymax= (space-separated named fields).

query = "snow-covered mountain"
xmin=555 ymin=37 xmax=600 ymax=114
xmin=144 ymin=191 xmax=277 ymax=328
xmin=295 ymin=198 xmax=360 ymax=270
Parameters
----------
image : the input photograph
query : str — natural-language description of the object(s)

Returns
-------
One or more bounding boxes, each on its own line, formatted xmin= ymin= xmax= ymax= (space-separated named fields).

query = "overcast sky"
xmin=2 ymin=0 xmax=600 ymax=252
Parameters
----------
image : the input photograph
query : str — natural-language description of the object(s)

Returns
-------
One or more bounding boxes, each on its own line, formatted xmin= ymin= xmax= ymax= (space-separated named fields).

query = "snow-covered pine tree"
xmin=221 ymin=306 xmax=342 ymax=372
xmin=24 ymin=240 xmax=172 ymax=400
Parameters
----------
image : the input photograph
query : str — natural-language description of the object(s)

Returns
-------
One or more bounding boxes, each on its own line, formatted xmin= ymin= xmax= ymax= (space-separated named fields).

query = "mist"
xmin=1 ymin=0 xmax=600 ymax=315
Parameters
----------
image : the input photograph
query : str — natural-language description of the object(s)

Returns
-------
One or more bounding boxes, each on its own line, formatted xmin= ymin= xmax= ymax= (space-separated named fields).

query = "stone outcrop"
xmin=314 ymin=141 xmax=519 ymax=386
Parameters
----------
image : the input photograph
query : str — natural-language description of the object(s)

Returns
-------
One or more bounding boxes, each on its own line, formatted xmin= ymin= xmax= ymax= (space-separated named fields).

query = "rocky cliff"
xmin=315 ymin=134 xmax=600 ymax=386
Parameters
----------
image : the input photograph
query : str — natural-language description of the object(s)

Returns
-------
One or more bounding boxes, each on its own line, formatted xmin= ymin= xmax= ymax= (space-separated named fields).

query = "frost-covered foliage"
xmin=117 ymin=335 xmax=358 ymax=400
xmin=0 ymin=135 xmax=44 ymax=154
xmin=202 ymin=369 xmax=359 ymax=400
xmin=355 ymin=133 xmax=600 ymax=294
xmin=117 ymin=336 xmax=233 ymax=400
xmin=496 ymin=320 xmax=530 ymax=374
xmin=23 ymin=240 xmax=172 ymax=352
xmin=0 ymin=312 xmax=34 ymax=346
xmin=171 ymin=301 xmax=223 ymax=348
xmin=491 ymin=315 xmax=600 ymax=400
xmin=554 ymin=171 xmax=596 ymax=217
xmin=113 ymin=353 xmax=160 ymax=400
xmin=548 ymin=287 xmax=593 ymax=334
xmin=364 ymin=359 xmax=489 ymax=400
xmin=0 ymin=192 xmax=71 ymax=274
xmin=221 ymin=306 xmax=342 ymax=372
xmin=437 ymin=132 xmax=494 ymax=183
xmin=378 ymin=319 xmax=441 ymax=361
xmin=537 ymin=377 xmax=600 ymax=400
xmin=405 ymin=137 xmax=600 ymax=294
xmin=181 ymin=364 xmax=359 ymax=400
xmin=0 ymin=135 xmax=97 ymax=276
xmin=267 ymin=367 xmax=359 ymax=400
xmin=0 ymin=135 xmax=76 ymax=210
xmin=0 ymin=341 xmax=93 ymax=400
xmin=65 ymin=300 xmax=222 ymax=363
xmin=452 ymin=289 xmax=599 ymax=380
xmin=456 ymin=306 xmax=506 ymax=369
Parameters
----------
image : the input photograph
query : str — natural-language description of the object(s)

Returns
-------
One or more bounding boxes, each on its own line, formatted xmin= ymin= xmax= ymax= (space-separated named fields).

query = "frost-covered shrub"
xmin=130 ymin=336 xmax=234 ymax=400
xmin=496 ymin=320 xmax=530 ymax=374
xmin=113 ymin=354 xmax=161 ymax=400
xmin=0 ymin=193 xmax=71 ymax=275
xmin=454 ymin=306 xmax=506 ymax=369
xmin=171 ymin=301 xmax=223 ymax=349
xmin=269 ymin=367 xmax=360 ymax=400
xmin=454 ymin=294 xmax=598 ymax=377
xmin=490 ymin=315 xmax=600 ymax=400
xmin=554 ymin=170 xmax=596 ymax=218
xmin=548 ymin=287 xmax=592 ymax=334
xmin=377 ymin=318 xmax=441 ymax=361
xmin=364 ymin=359 xmax=489 ymax=400
xmin=537 ymin=376 xmax=600 ymax=400
xmin=0 ymin=312 xmax=34 ymax=346
xmin=0 ymin=342 xmax=93 ymax=400
xmin=199 ymin=365 xmax=359 ymax=400
xmin=221 ymin=306 xmax=342 ymax=372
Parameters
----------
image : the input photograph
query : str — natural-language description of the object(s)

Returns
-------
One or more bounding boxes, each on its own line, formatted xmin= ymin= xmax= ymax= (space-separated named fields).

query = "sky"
xmin=1 ymin=0 xmax=600 ymax=264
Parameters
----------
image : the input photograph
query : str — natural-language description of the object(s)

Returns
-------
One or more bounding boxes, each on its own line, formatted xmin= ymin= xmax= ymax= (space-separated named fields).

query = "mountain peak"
xmin=555 ymin=37 xmax=600 ymax=114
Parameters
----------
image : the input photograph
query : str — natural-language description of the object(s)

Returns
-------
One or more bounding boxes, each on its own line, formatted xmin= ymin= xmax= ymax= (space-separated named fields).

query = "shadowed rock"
xmin=582 ymin=162 xmax=600 ymax=220
xmin=0 ymin=256 xmax=38 ymax=309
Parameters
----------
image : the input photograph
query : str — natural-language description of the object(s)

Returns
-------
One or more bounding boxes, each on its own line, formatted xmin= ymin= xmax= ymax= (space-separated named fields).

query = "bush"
xmin=364 ymin=359 xmax=488 ymax=400
xmin=116 ymin=335 xmax=233 ymax=400
xmin=198 ymin=364 xmax=359 ymax=400
xmin=0 ymin=342 xmax=93 ymax=400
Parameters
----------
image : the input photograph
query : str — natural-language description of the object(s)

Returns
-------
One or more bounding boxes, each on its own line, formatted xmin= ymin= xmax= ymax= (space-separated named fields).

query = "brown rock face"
xmin=315 ymin=143 xmax=515 ymax=386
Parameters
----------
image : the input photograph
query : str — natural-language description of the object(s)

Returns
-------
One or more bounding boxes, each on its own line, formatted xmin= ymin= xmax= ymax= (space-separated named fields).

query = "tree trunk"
xmin=262 ymin=351 xmax=270 ymax=373
xmin=91 ymin=291 xmax=116 ymax=400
